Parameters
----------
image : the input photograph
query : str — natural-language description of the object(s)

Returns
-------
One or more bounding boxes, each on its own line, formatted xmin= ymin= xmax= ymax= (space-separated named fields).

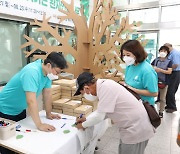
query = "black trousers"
xmin=166 ymin=71 xmax=180 ymax=110
xmin=0 ymin=110 xmax=26 ymax=154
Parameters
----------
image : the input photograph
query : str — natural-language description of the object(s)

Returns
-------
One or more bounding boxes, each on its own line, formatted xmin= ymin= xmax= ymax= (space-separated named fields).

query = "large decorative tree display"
xmin=21 ymin=0 xmax=146 ymax=81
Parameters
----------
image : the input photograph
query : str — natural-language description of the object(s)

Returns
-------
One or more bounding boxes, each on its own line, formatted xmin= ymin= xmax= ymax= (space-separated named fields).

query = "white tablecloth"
xmin=0 ymin=110 xmax=109 ymax=154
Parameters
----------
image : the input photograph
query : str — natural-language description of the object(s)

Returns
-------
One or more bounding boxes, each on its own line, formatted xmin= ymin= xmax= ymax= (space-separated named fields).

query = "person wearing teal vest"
xmin=0 ymin=52 xmax=67 ymax=131
xmin=120 ymin=40 xmax=158 ymax=105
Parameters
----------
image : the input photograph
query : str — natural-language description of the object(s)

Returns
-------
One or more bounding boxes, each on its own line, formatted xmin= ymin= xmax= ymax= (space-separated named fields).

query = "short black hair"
xmin=44 ymin=52 xmax=68 ymax=69
xmin=159 ymin=46 xmax=170 ymax=55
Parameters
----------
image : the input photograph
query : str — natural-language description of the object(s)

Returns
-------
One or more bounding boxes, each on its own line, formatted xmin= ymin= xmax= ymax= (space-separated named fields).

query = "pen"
xmin=74 ymin=114 xmax=84 ymax=125
xmin=25 ymin=129 xmax=37 ymax=132
xmin=61 ymin=118 xmax=74 ymax=120
xmin=16 ymin=129 xmax=37 ymax=133
xmin=61 ymin=123 xmax=66 ymax=128
xmin=16 ymin=130 xmax=26 ymax=133
xmin=79 ymin=114 xmax=83 ymax=118
xmin=26 ymin=129 xmax=32 ymax=132
xmin=16 ymin=125 xmax=21 ymax=129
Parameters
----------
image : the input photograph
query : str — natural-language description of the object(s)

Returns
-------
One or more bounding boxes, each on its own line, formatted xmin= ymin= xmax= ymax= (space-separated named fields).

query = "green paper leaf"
xmin=63 ymin=130 xmax=70 ymax=134
xmin=71 ymin=124 xmax=76 ymax=127
xmin=16 ymin=135 xmax=23 ymax=139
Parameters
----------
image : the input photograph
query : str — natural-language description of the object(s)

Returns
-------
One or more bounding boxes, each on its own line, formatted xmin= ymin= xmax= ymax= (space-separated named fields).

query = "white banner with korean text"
xmin=0 ymin=0 xmax=80 ymax=26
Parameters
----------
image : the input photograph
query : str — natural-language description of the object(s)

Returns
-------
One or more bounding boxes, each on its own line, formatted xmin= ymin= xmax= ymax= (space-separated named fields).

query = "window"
xmin=159 ymin=29 xmax=180 ymax=50
xmin=161 ymin=0 xmax=180 ymax=3
xmin=130 ymin=32 xmax=158 ymax=62
xmin=29 ymin=27 xmax=76 ymax=65
xmin=161 ymin=5 xmax=180 ymax=22
xmin=0 ymin=20 xmax=27 ymax=84
xmin=118 ymin=12 xmax=128 ymax=23
xmin=130 ymin=0 xmax=158 ymax=4
xmin=113 ymin=0 xmax=128 ymax=6
xmin=129 ymin=8 xmax=159 ymax=24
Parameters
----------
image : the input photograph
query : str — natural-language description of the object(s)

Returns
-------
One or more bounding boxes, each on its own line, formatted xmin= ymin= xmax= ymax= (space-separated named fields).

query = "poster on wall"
xmin=0 ymin=0 xmax=81 ymax=26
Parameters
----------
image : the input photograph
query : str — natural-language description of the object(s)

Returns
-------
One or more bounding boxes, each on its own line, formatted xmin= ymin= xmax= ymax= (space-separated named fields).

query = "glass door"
xmin=0 ymin=20 xmax=27 ymax=85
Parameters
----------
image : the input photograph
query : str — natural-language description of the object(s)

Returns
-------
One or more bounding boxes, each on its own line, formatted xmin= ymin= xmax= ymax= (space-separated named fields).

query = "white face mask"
xmin=123 ymin=56 xmax=135 ymax=66
xmin=47 ymin=73 xmax=58 ymax=80
xmin=84 ymin=93 xmax=97 ymax=101
xmin=159 ymin=52 xmax=167 ymax=58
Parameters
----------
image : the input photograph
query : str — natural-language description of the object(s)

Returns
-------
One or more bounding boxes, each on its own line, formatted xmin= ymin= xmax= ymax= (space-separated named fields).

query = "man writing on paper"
xmin=74 ymin=72 xmax=155 ymax=154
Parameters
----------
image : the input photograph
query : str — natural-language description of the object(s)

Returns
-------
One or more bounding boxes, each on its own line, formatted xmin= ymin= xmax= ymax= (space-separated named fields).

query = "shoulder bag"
xmin=119 ymin=83 xmax=161 ymax=128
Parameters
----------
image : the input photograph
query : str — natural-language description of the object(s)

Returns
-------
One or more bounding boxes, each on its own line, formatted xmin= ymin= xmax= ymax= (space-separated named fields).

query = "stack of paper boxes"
xmin=43 ymin=84 xmax=61 ymax=110
xmin=51 ymin=85 xmax=61 ymax=101
xmin=50 ymin=79 xmax=96 ymax=117
xmin=53 ymin=79 xmax=76 ymax=99
xmin=74 ymin=105 xmax=93 ymax=117
xmin=63 ymin=100 xmax=82 ymax=116
xmin=52 ymin=98 xmax=70 ymax=113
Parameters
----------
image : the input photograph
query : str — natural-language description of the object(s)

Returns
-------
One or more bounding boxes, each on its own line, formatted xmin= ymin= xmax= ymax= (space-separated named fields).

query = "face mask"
xmin=47 ymin=73 xmax=58 ymax=80
xmin=159 ymin=52 xmax=167 ymax=58
xmin=123 ymin=56 xmax=135 ymax=66
xmin=84 ymin=93 xmax=97 ymax=101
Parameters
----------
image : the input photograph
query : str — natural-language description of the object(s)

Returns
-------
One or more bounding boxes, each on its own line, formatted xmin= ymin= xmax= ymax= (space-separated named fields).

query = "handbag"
xmin=158 ymin=82 xmax=166 ymax=89
xmin=119 ymin=83 xmax=161 ymax=128
xmin=143 ymin=101 xmax=161 ymax=128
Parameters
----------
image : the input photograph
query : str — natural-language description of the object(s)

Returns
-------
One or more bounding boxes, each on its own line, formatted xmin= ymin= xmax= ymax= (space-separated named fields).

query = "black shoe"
xmin=155 ymin=100 xmax=159 ymax=104
xmin=166 ymin=109 xmax=177 ymax=113
xmin=159 ymin=112 xmax=163 ymax=118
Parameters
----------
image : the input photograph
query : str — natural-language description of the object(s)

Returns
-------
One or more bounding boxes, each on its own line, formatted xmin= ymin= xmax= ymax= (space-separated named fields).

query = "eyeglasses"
xmin=53 ymin=67 xmax=62 ymax=75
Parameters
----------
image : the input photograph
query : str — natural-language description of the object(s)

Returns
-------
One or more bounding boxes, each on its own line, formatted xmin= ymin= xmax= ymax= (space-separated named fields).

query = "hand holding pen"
xmin=75 ymin=114 xmax=86 ymax=130
xmin=75 ymin=114 xmax=86 ymax=125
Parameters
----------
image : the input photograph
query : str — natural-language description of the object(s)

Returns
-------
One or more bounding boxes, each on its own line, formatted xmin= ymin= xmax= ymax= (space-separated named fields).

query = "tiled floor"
xmin=95 ymin=87 xmax=180 ymax=154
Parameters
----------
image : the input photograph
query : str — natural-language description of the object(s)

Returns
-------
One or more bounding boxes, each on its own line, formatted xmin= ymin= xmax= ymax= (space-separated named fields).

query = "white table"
xmin=0 ymin=111 xmax=109 ymax=154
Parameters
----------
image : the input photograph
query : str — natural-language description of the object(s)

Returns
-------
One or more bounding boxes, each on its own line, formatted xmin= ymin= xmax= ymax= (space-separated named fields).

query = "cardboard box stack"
xmin=51 ymin=85 xmax=61 ymax=101
xmin=63 ymin=100 xmax=82 ymax=116
xmin=74 ymin=105 xmax=93 ymax=117
xmin=82 ymin=98 xmax=98 ymax=111
xmin=43 ymin=85 xmax=61 ymax=110
xmin=52 ymin=98 xmax=70 ymax=113
xmin=58 ymin=72 xmax=74 ymax=80
xmin=50 ymin=79 xmax=96 ymax=118
xmin=53 ymin=79 xmax=76 ymax=99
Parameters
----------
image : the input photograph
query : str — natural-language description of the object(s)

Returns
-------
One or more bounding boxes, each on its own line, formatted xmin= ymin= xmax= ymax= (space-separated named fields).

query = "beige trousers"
xmin=159 ymin=85 xmax=168 ymax=112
